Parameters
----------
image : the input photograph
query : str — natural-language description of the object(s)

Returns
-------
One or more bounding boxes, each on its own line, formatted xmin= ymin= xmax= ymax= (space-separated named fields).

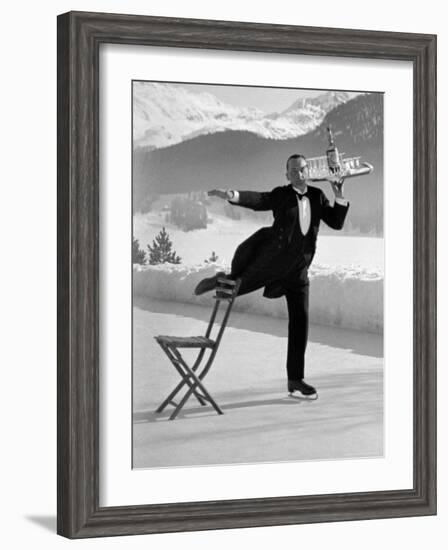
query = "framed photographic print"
xmin=57 ymin=11 xmax=436 ymax=538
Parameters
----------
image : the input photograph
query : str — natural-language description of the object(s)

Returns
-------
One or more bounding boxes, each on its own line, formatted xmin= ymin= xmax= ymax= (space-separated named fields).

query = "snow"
xmin=133 ymin=82 xmax=351 ymax=150
xmin=134 ymin=211 xmax=384 ymax=270
xmin=133 ymin=262 xmax=383 ymax=334
xmin=134 ymin=210 xmax=383 ymax=334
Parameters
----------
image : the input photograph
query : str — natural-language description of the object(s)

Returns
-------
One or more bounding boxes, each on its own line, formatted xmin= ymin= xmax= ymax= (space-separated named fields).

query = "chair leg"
xmin=156 ymin=344 xmax=209 ymax=415
xmin=156 ymin=377 xmax=204 ymax=413
xmin=156 ymin=345 xmax=208 ymax=412
xmin=169 ymin=349 xmax=223 ymax=420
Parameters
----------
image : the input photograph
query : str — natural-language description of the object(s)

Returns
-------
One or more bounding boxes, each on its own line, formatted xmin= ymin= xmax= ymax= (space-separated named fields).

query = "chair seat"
xmin=155 ymin=335 xmax=215 ymax=348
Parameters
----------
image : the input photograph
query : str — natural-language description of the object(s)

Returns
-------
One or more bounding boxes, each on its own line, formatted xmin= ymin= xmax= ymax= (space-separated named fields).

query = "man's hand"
xmin=208 ymin=189 xmax=233 ymax=200
xmin=329 ymin=177 xmax=345 ymax=200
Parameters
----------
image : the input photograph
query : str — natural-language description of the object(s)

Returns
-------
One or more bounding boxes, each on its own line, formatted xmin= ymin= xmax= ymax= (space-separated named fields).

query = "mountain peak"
xmin=278 ymin=90 xmax=350 ymax=115
xmin=134 ymin=83 xmax=355 ymax=151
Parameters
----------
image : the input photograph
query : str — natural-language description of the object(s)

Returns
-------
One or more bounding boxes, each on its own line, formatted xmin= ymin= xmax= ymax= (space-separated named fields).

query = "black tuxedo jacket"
xmin=229 ymin=184 xmax=349 ymax=297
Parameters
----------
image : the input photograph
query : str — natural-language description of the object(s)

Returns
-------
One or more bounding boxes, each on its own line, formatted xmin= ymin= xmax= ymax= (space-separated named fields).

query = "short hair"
xmin=286 ymin=154 xmax=307 ymax=170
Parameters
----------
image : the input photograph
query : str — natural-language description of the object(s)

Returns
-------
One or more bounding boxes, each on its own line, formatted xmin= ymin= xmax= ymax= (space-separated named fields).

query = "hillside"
xmin=133 ymin=93 xmax=383 ymax=235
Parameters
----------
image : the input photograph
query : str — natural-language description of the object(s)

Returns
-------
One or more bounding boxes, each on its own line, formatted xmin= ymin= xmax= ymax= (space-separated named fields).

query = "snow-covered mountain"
xmin=133 ymin=82 xmax=351 ymax=150
xmin=133 ymin=92 xmax=383 ymax=234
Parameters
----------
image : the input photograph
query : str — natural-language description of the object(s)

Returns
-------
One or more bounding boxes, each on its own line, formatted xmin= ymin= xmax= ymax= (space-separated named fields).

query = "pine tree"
xmin=205 ymin=251 xmax=219 ymax=263
xmin=147 ymin=227 xmax=181 ymax=265
xmin=132 ymin=237 xmax=146 ymax=265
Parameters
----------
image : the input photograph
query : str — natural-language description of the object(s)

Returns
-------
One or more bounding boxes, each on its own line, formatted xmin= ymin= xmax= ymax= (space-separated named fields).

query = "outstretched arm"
xmin=208 ymin=188 xmax=278 ymax=211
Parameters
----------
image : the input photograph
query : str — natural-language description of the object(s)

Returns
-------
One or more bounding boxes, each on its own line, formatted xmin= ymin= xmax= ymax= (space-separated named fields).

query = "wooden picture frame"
xmin=57 ymin=11 xmax=437 ymax=538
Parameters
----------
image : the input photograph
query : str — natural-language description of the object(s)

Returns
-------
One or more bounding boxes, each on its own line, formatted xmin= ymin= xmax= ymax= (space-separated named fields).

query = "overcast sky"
xmin=158 ymin=81 xmax=361 ymax=114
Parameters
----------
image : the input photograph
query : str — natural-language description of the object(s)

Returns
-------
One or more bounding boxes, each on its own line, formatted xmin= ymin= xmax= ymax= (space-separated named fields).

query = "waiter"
xmin=195 ymin=154 xmax=349 ymax=397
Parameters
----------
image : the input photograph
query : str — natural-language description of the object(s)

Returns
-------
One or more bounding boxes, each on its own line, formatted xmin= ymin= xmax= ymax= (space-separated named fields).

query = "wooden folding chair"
xmin=155 ymin=277 xmax=241 ymax=420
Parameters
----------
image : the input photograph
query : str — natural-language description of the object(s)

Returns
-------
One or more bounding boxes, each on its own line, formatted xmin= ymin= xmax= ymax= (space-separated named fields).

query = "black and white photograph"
xmin=132 ymin=81 xmax=384 ymax=469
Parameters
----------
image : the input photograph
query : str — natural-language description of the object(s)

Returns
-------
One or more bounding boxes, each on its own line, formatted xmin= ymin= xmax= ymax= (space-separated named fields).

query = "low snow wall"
xmin=133 ymin=263 xmax=383 ymax=334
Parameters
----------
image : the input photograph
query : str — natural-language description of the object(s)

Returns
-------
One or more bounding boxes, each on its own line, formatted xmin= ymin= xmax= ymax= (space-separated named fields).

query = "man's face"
xmin=287 ymin=157 xmax=309 ymax=186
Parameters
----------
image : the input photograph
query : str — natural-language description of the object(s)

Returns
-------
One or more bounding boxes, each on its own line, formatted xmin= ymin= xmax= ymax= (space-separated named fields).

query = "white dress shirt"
xmin=293 ymin=186 xmax=348 ymax=236
xmin=293 ymin=187 xmax=311 ymax=236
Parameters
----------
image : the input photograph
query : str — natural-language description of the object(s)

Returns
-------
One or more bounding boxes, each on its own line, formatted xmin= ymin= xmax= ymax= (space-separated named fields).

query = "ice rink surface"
xmin=133 ymin=298 xmax=383 ymax=469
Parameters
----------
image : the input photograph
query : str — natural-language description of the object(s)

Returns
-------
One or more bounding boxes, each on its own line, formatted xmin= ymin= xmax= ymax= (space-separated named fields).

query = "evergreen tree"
xmin=132 ymin=237 xmax=146 ymax=265
xmin=205 ymin=251 xmax=219 ymax=263
xmin=147 ymin=227 xmax=181 ymax=265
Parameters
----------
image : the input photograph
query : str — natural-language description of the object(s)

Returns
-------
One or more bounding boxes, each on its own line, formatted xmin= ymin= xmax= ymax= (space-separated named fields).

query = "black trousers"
xmin=283 ymin=281 xmax=309 ymax=381
xmin=229 ymin=242 xmax=310 ymax=382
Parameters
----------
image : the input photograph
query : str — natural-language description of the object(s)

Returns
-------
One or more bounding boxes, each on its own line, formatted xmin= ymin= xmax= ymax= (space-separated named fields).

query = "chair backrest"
xmin=204 ymin=277 xmax=241 ymax=348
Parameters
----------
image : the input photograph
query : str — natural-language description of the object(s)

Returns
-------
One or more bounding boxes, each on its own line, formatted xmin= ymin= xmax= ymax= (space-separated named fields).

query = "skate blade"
xmin=288 ymin=392 xmax=318 ymax=401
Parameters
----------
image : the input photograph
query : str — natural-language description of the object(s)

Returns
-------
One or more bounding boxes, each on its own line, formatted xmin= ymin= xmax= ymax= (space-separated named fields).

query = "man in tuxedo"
xmin=194 ymin=154 xmax=349 ymax=396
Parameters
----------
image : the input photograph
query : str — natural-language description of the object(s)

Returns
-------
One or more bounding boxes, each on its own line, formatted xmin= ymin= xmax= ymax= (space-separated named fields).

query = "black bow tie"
xmin=295 ymin=191 xmax=308 ymax=200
